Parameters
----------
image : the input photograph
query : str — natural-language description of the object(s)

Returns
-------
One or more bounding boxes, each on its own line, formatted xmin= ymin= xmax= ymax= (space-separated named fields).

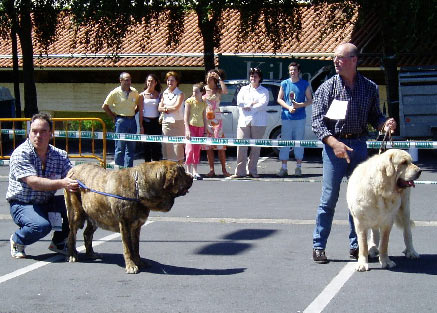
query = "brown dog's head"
xmin=135 ymin=160 xmax=193 ymax=212
xmin=380 ymin=149 xmax=422 ymax=191
xmin=162 ymin=161 xmax=193 ymax=196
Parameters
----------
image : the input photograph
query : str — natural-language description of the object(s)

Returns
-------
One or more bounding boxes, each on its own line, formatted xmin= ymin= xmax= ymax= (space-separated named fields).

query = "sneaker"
xmin=277 ymin=168 xmax=288 ymax=177
xmin=249 ymin=173 xmax=260 ymax=178
xmin=193 ymin=174 xmax=203 ymax=180
xmin=294 ymin=167 xmax=302 ymax=176
xmin=48 ymin=240 xmax=68 ymax=256
xmin=227 ymin=174 xmax=244 ymax=179
xmin=10 ymin=235 xmax=26 ymax=259
xmin=313 ymin=249 xmax=328 ymax=264
xmin=349 ymin=247 xmax=359 ymax=260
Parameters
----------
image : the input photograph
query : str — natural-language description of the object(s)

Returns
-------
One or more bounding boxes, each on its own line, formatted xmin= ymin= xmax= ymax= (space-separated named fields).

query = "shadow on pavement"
xmin=389 ymin=254 xmax=437 ymax=275
xmin=222 ymin=229 xmax=278 ymax=240
xmin=147 ymin=259 xmax=246 ymax=276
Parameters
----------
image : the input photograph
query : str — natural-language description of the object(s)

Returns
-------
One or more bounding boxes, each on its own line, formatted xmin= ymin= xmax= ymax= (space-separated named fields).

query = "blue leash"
xmin=76 ymin=179 xmax=141 ymax=202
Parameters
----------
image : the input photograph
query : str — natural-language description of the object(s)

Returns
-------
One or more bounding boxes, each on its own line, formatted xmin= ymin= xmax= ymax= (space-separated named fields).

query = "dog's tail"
xmin=394 ymin=213 xmax=415 ymax=229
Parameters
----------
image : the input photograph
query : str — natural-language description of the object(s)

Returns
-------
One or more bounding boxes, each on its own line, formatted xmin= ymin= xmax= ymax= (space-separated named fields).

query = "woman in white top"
xmin=158 ymin=71 xmax=185 ymax=162
xmin=230 ymin=67 xmax=269 ymax=178
xmin=138 ymin=74 xmax=162 ymax=162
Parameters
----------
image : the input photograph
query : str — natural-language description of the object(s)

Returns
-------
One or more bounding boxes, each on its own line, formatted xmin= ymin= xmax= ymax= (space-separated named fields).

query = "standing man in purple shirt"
xmin=311 ymin=43 xmax=397 ymax=264
xmin=7 ymin=113 xmax=79 ymax=259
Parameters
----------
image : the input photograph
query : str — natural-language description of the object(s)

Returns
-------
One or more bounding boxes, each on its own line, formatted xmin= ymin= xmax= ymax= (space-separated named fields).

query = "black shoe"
xmin=313 ymin=249 xmax=328 ymax=264
xmin=349 ymin=247 xmax=359 ymax=260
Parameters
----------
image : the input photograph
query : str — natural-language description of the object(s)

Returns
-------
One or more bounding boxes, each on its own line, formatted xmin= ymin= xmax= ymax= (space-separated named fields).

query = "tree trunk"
xmin=196 ymin=10 xmax=216 ymax=74
xmin=11 ymin=25 xmax=22 ymax=118
xmin=382 ymin=56 xmax=399 ymax=127
xmin=18 ymin=4 xmax=38 ymax=117
xmin=202 ymin=38 xmax=215 ymax=73
xmin=379 ymin=0 xmax=399 ymax=134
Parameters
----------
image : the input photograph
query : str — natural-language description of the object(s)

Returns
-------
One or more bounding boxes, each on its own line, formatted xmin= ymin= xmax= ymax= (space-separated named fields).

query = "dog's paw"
xmin=380 ymin=257 xmax=396 ymax=269
xmin=125 ymin=264 xmax=140 ymax=274
xmin=86 ymin=252 xmax=102 ymax=260
xmin=368 ymin=246 xmax=379 ymax=258
xmin=68 ymin=255 xmax=78 ymax=263
xmin=356 ymin=261 xmax=369 ymax=272
xmin=403 ymin=248 xmax=420 ymax=259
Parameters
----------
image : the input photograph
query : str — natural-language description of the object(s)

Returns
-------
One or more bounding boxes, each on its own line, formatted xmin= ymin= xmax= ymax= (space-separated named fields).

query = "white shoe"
xmin=48 ymin=240 xmax=68 ymax=256
xmin=277 ymin=168 xmax=288 ymax=177
xmin=193 ymin=174 xmax=203 ymax=180
xmin=10 ymin=235 xmax=26 ymax=259
xmin=294 ymin=167 xmax=302 ymax=176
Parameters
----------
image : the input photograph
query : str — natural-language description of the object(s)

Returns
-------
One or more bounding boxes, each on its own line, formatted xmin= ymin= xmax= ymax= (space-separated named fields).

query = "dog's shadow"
xmin=387 ymin=254 xmax=437 ymax=275
xmin=78 ymin=253 xmax=246 ymax=276
xmin=330 ymin=254 xmax=437 ymax=275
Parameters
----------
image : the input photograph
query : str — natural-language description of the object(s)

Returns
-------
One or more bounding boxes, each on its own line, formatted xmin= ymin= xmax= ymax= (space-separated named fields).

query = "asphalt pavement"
xmin=0 ymin=149 xmax=436 ymax=313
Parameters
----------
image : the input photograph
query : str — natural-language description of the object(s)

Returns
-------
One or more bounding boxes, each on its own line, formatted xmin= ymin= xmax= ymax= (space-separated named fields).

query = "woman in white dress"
xmin=158 ymin=71 xmax=185 ymax=162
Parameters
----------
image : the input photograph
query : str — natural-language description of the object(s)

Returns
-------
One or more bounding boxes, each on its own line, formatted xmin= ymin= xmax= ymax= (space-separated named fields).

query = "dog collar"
xmin=76 ymin=179 xmax=141 ymax=202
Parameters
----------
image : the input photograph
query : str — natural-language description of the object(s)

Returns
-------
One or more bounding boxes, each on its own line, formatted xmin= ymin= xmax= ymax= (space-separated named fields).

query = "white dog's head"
xmin=380 ymin=149 xmax=422 ymax=191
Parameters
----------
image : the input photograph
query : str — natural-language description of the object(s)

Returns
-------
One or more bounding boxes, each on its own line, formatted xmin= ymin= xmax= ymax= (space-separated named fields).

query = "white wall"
xmin=1 ymin=83 xmax=193 ymax=113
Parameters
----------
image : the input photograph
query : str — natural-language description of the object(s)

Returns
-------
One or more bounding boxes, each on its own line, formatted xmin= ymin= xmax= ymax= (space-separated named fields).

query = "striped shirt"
xmin=311 ymin=73 xmax=386 ymax=141
xmin=6 ymin=139 xmax=72 ymax=204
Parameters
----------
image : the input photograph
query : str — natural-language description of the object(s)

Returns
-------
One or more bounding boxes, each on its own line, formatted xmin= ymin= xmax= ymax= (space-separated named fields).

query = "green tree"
xmin=0 ymin=0 xmax=67 ymax=117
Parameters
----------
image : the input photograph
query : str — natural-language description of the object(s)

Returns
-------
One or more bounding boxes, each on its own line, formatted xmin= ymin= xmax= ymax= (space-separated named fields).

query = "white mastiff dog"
xmin=347 ymin=149 xmax=422 ymax=271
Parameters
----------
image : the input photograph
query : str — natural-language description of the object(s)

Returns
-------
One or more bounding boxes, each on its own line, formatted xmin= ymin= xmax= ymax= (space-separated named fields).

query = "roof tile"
xmin=0 ymin=7 xmax=435 ymax=69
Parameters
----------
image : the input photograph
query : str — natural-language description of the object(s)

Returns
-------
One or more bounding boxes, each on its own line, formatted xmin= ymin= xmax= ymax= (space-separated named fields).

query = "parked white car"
xmin=219 ymin=80 xmax=317 ymax=152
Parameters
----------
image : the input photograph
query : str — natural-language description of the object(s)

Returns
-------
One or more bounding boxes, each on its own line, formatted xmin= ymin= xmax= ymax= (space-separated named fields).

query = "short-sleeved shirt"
xmin=185 ymin=96 xmax=206 ymax=127
xmin=280 ymin=78 xmax=310 ymax=120
xmin=103 ymin=86 xmax=139 ymax=117
xmin=6 ymin=139 xmax=72 ymax=204
xmin=311 ymin=73 xmax=386 ymax=141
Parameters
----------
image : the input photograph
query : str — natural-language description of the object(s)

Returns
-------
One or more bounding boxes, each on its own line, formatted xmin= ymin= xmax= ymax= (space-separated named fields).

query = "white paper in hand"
xmin=325 ymin=99 xmax=348 ymax=120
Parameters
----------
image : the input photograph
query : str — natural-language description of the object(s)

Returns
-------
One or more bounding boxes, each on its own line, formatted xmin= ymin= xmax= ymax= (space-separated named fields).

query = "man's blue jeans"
xmin=279 ymin=119 xmax=306 ymax=161
xmin=313 ymin=138 xmax=368 ymax=250
xmin=114 ymin=116 xmax=137 ymax=167
xmin=10 ymin=195 xmax=69 ymax=246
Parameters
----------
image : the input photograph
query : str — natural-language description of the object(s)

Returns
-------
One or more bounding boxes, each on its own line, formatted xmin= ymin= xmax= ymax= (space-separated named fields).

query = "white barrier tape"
xmin=1 ymin=157 xmax=436 ymax=186
xmin=0 ymin=159 xmax=124 ymax=169
xmin=2 ymin=129 xmax=437 ymax=149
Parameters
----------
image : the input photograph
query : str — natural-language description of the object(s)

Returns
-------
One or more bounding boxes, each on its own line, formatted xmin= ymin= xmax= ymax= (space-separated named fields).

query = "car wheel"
xmin=269 ymin=127 xmax=294 ymax=157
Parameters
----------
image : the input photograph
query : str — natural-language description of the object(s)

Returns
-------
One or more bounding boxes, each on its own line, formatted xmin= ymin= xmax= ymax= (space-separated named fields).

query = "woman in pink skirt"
xmin=184 ymin=83 xmax=207 ymax=180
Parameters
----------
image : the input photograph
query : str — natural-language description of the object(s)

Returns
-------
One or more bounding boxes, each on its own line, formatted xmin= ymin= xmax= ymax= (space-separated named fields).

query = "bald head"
xmin=335 ymin=43 xmax=358 ymax=57
xmin=333 ymin=43 xmax=358 ymax=82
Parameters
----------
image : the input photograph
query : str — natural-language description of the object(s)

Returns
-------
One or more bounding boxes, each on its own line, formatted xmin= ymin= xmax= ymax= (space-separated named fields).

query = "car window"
xmin=221 ymin=83 xmax=246 ymax=107
xmin=220 ymin=84 xmax=238 ymax=106
xmin=263 ymin=84 xmax=280 ymax=106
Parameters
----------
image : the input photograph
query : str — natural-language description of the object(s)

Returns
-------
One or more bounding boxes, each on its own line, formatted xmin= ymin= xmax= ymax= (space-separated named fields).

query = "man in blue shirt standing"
xmin=277 ymin=62 xmax=313 ymax=177
xmin=311 ymin=43 xmax=397 ymax=264
xmin=7 ymin=113 xmax=79 ymax=258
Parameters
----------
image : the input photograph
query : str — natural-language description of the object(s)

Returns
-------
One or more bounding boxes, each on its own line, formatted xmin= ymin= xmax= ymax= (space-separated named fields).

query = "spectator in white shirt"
xmin=230 ymin=68 xmax=269 ymax=178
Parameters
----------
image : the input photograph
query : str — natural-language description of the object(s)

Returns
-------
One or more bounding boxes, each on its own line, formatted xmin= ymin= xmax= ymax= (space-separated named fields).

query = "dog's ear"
xmin=163 ymin=164 xmax=178 ymax=190
xmin=381 ymin=151 xmax=395 ymax=177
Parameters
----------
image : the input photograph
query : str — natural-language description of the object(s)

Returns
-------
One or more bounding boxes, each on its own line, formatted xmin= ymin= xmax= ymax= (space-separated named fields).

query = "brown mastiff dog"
xmin=64 ymin=160 xmax=193 ymax=274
